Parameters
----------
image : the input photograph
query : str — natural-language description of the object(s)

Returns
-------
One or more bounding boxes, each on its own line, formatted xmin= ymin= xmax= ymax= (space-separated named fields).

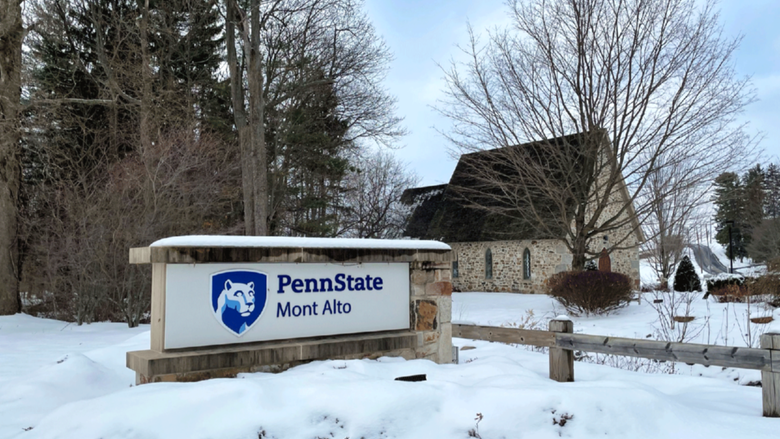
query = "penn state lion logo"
xmin=219 ymin=280 xmax=256 ymax=317
xmin=211 ymin=270 xmax=267 ymax=336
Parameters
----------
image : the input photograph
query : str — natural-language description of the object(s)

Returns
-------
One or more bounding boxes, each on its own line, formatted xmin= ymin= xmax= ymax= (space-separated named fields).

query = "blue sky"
xmin=364 ymin=0 xmax=780 ymax=187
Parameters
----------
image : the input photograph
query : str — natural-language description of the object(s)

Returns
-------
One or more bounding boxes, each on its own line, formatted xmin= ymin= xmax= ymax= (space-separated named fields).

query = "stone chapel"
xmin=401 ymin=131 xmax=642 ymax=293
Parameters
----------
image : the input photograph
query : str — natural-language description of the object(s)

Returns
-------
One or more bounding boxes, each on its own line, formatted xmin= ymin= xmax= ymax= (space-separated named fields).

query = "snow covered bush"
xmin=546 ymin=271 xmax=633 ymax=316
xmin=706 ymin=274 xmax=751 ymax=302
xmin=673 ymin=256 xmax=701 ymax=292
xmin=710 ymin=284 xmax=751 ymax=303
xmin=706 ymin=274 xmax=746 ymax=291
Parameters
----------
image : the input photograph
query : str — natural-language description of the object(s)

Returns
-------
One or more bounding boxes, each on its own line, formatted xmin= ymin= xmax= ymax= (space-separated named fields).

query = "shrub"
xmin=640 ymin=283 xmax=659 ymax=293
xmin=546 ymin=270 xmax=634 ymax=316
xmin=750 ymin=258 xmax=780 ymax=306
xmin=584 ymin=260 xmax=598 ymax=271
xmin=705 ymin=274 xmax=746 ymax=291
xmin=673 ymin=256 xmax=701 ymax=292
xmin=705 ymin=273 xmax=757 ymax=302
xmin=710 ymin=283 xmax=751 ymax=303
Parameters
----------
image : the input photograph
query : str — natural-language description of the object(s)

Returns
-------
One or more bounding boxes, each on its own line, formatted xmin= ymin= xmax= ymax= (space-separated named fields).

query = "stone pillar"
xmin=410 ymin=261 xmax=453 ymax=363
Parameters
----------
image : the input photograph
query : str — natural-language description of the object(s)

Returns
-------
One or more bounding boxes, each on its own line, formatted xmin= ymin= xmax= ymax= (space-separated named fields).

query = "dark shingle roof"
xmin=400 ymin=184 xmax=448 ymax=240
xmin=402 ymin=132 xmax=595 ymax=242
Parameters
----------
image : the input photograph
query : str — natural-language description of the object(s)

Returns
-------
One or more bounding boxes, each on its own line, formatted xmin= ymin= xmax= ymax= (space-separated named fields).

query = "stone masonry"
xmin=450 ymin=238 xmax=639 ymax=293
xmin=410 ymin=261 xmax=453 ymax=362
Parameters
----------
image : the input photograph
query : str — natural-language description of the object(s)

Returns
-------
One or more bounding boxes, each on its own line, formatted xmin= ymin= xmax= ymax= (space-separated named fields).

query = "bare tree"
xmin=339 ymin=149 xmax=419 ymax=238
xmin=225 ymin=0 xmax=403 ymax=236
xmin=0 ymin=0 xmax=23 ymax=315
xmin=20 ymin=129 xmax=241 ymax=325
xmin=747 ymin=218 xmax=780 ymax=263
xmin=438 ymin=0 xmax=757 ymax=270
xmin=226 ymin=0 xmax=261 ymax=236
xmin=642 ymin=146 xmax=749 ymax=287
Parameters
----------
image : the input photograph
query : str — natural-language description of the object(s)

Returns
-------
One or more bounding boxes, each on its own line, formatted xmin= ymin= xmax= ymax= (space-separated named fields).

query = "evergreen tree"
xmin=149 ymin=0 xmax=230 ymax=135
xmin=674 ymin=255 xmax=701 ymax=292
xmin=268 ymin=66 xmax=353 ymax=236
xmin=20 ymin=0 xmax=239 ymax=325
xmin=28 ymin=0 xmax=139 ymax=181
xmin=26 ymin=0 xmax=234 ymax=183
xmin=741 ymin=164 xmax=766 ymax=253
xmin=713 ymin=172 xmax=748 ymax=260
xmin=765 ymin=163 xmax=780 ymax=219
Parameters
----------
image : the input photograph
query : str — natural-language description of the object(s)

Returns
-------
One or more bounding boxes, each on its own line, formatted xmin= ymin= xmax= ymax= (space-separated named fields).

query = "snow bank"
xmin=0 ymin=316 xmax=148 ymax=438
xmin=2 ymin=293 xmax=778 ymax=438
xmin=10 ymin=341 xmax=779 ymax=439
xmin=150 ymin=235 xmax=451 ymax=250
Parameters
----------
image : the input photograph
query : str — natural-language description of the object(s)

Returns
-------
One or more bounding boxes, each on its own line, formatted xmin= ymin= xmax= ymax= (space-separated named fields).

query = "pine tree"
xmin=674 ymin=255 xmax=701 ymax=292
xmin=269 ymin=66 xmax=353 ymax=236
xmin=765 ymin=163 xmax=780 ymax=219
xmin=741 ymin=165 xmax=766 ymax=253
xmin=713 ymin=172 xmax=748 ymax=260
xmin=150 ymin=0 xmax=229 ymax=134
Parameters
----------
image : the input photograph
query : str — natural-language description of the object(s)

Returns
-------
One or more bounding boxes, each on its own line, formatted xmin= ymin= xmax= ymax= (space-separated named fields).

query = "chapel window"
xmin=485 ymin=248 xmax=493 ymax=279
xmin=523 ymin=248 xmax=531 ymax=279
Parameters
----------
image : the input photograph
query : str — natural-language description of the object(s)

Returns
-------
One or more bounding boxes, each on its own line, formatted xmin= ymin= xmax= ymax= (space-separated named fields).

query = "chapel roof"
xmin=402 ymin=131 xmax=633 ymax=243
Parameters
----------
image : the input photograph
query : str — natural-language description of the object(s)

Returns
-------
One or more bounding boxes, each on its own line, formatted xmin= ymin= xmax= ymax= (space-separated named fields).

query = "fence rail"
xmin=556 ymin=333 xmax=775 ymax=371
xmin=453 ymin=324 xmax=556 ymax=348
xmin=452 ymin=321 xmax=780 ymax=418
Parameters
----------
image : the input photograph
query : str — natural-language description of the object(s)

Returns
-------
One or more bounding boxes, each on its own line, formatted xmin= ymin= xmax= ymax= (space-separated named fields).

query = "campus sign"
xmin=164 ymin=262 xmax=410 ymax=349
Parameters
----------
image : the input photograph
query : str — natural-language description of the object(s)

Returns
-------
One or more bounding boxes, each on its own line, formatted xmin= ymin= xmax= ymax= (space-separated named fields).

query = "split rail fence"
xmin=453 ymin=320 xmax=780 ymax=418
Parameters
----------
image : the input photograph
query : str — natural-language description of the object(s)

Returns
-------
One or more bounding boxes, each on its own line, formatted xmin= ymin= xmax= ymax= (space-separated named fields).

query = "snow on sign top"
xmin=150 ymin=235 xmax=451 ymax=251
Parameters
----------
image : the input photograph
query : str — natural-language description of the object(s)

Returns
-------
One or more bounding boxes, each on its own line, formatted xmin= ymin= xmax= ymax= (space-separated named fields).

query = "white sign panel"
xmin=164 ymin=263 xmax=410 ymax=349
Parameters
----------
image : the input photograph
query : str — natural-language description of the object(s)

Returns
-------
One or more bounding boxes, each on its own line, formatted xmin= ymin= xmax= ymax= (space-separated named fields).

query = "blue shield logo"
xmin=211 ymin=270 xmax=267 ymax=336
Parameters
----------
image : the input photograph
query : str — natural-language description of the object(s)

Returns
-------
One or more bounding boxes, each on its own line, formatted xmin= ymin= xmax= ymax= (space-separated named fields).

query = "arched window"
xmin=485 ymin=248 xmax=493 ymax=279
xmin=452 ymin=260 xmax=459 ymax=278
xmin=523 ymin=248 xmax=531 ymax=279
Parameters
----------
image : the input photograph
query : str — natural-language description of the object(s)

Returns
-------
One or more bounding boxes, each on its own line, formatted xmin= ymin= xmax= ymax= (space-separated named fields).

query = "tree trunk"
xmin=226 ymin=0 xmax=256 ymax=235
xmin=139 ymin=0 xmax=153 ymax=153
xmin=248 ymin=0 xmax=267 ymax=236
xmin=570 ymin=204 xmax=588 ymax=271
xmin=0 ymin=0 xmax=22 ymax=315
xmin=571 ymin=236 xmax=587 ymax=271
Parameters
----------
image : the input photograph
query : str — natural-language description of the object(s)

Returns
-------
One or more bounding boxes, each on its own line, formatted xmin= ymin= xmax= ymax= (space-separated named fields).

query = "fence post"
xmin=761 ymin=332 xmax=780 ymax=417
xmin=549 ymin=319 xmax=574 ymax=382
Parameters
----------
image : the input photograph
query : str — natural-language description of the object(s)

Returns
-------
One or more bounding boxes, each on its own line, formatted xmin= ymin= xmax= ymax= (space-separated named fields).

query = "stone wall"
xmin=451 ymin=239 xmax=567 ymax=293
xmin=450 ymin=237 xmax=639 ymax=293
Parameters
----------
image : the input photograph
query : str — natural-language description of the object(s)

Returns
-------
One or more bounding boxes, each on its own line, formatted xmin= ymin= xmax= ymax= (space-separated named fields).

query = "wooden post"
xmin=150 ymin=263 xmax=167 ymax=352
xmin=761 ymin=332 xmax=780 ymax=417
xmin=549 ymin=319 xmax=574 ymax=382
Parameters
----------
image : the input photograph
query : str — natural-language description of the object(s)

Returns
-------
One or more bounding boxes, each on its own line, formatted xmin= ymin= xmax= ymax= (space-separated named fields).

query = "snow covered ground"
xmin=2 ymin=293 xmax=779 ymax=438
